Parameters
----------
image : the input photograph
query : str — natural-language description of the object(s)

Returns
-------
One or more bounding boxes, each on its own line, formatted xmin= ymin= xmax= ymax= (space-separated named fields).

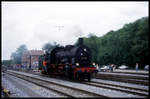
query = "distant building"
xmin=21 ymin=50 xmax=44 ymax=69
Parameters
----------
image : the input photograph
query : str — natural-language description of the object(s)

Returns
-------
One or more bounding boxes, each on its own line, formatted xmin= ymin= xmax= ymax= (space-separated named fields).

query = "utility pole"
xmin=29 ymin=55 xmax=31 ymax=70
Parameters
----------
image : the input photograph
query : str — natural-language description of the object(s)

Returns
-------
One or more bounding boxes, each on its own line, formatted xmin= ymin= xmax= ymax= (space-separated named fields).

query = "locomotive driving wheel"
xmin=41 ymin=70 xmax=47 ymax=75
xmin=87 ymin=74 xmax=91 ymax=81
xmin=75 ymin=72 xmax=83 ymax=81
xmin=75 ymin=72 xmax=79 ymax=80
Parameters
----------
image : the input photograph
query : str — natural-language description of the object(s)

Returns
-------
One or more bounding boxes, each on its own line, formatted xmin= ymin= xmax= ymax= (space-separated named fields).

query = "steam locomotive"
xmin=38 ymin=38 xmax=96 ymax=81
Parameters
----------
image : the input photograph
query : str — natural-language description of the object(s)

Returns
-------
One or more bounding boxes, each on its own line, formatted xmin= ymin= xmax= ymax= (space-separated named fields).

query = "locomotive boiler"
xmin=39 ymin=38 xmax=96 ymax=81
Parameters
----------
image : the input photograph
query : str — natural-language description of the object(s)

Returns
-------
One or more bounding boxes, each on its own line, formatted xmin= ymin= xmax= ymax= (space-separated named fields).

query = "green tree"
xmin=11 ymin=44 xmax=28 ymax=64
xmin=2 ymin=60 xmax=14 ymax=66
xmin=77 ymin=16 xmax=149 ymax=69
xmin=84 ymin=34 xmax=99 ymax=63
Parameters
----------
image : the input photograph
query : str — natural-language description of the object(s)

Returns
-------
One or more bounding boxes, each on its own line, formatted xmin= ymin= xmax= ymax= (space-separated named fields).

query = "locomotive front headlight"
xmin=76 ymin=63 xmax=79 ymax=66
xmin=84 ymin=48 xmax=87 ymax=51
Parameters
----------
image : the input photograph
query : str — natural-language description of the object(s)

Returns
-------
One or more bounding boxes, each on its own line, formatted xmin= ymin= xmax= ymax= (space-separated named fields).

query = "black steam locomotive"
xmin=39 ymin=38 xmax=96 ymax=81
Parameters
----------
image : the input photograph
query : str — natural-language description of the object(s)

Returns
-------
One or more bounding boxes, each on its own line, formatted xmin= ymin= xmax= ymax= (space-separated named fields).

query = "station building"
xmin=21 ymin=50 xmax=44 ymax=70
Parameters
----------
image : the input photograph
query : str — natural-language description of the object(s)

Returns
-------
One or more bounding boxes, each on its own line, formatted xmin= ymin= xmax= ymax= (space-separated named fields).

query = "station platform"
xmin=105 ymin=69 xmax=149 ymax=75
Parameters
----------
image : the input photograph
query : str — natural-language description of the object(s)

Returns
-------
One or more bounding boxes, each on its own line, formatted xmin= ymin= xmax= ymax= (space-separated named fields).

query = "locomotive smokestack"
xmin=79 ymin=38 xmax=83 ymax=45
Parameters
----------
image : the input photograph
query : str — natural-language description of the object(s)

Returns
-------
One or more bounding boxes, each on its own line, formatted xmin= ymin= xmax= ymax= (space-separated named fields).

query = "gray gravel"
xmin=2 ymin=75 xmax=29 ymax=97
xmin=2 ymin=73 xmax=67 ymax=97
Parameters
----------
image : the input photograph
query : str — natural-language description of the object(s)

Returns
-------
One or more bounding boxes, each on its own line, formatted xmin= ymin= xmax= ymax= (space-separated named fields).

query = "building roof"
xmin=23 ymin=50 xmax=45 ymax=56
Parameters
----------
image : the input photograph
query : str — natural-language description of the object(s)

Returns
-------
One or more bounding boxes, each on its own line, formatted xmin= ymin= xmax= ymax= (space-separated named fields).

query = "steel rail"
xmin=5 ymin=72 xmax=71 ymax=98
xmin=91 ymin=80 xmax=148 ymax=92
xmin=5 ymin=71 xmax=109 ymax=98
xmin=7 ymin=70 xmax=148 ymax=95
xmin=95 ymin=76 xmax=149 ymax=86
xmin=82 ymin=82 xmax=148 ymax=97
xmin=97 ymin=73 xmax=149 ymax=80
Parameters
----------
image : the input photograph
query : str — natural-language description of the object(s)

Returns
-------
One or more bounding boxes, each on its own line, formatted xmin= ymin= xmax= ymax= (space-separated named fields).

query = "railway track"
xmin=4 ymin=71 xmax=108 ymax=98
xmin=95 ymin=76 xmax=149 ymax=86
xmin=5 ymin=70 xmax=148 ymax=98
xmin=82 ymin=81 xmax=148 ymax=97
xmin=40 ymin=72 xmax=149 ymax=97
xmin=42 ymin=73 xmax=149 ymax=97
xmin=96 ymin=73 xmax=149 ymax=86
xmin=97 ymin=72 xmax=149 ymax=80
xmin=22 ymin=69 xmax=149 ymax=86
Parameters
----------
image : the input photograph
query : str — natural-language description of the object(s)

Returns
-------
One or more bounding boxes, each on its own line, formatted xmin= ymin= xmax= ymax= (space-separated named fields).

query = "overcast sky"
xmin=2 ymin=1 xmax=148 ymax=60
